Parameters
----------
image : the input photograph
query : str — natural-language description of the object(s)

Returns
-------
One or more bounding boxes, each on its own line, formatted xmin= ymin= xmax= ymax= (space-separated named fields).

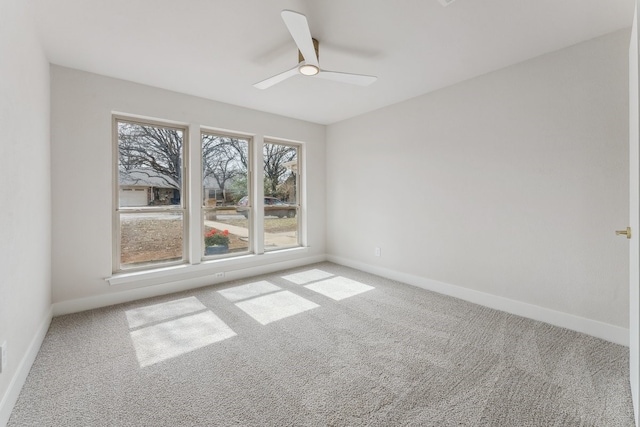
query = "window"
xmin=112 ymin=115 xmax=305 ymax=275
xmin=113 ymin=117 xmax=187 ymax=271
xmin=263 ymin=141 xmax=300 ymax=250
xmin=201 ymin=132 xmax=251 ymax=258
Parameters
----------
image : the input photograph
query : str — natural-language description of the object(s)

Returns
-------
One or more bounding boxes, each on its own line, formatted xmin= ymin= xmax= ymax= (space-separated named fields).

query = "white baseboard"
xmin=327 ymin=255 xmax=629 ymax=347
xmin=0 ymin=255 xmax=628 ymax=427
xmin=54 ymin=254 xmax=327 ymax=316
xmin=4 ymin=256 xmax=626 ymax=427
xmin=0 ymin=306 xmax=52 ymax=427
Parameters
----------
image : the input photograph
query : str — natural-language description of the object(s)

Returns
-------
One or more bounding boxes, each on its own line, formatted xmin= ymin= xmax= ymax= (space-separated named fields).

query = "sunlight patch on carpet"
xmin=218 ymin=280 xmax=282 ymax=302
xmin=125 ymin=296 xmax=207 ymax=328
xmin=235 ymin=291 xmax=319 ymax=325
xmin=282 ymin=269 xmax=333 ymax=285
xmin=130 ymin=311 xmax=236 ymax=367
xmin=305 ymin=277 xmax=374 ymax=301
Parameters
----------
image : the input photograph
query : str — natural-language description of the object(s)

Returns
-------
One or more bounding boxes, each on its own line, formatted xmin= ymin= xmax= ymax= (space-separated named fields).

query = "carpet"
xmin=7 ymin=262 xmax=635 ymax=426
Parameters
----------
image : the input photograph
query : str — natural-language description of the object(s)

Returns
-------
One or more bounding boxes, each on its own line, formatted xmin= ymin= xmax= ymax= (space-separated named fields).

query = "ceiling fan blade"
xmin=315 ymin=70 xmax=377 ymax=86
xmin=281 ymin=10 xmax=319 ymax=67
xmin=253 ymin=66 xmax=299 ymax=89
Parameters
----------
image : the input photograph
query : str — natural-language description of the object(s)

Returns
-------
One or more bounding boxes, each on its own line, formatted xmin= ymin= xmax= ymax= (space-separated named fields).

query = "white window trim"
xmin=106 ymin=246 xmax=310 ymax=287
xmin=199 ymin=128 xmax=255 ymax=260
xmin=253 ymin=135 xmax=265 ymax=254
xmin=263 ymin=137 xmax=304 ymax=251
xmin=111 ymin=115 xmax=309 ymax=279
xmin=112 ymin=114 xmax=190 ymax=273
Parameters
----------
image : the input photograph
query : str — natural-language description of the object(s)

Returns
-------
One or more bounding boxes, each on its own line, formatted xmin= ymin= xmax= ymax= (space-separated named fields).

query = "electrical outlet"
xmin=375 ymin=247 xmax=381 ymax=257
xmin=215 ymin=272 xmax=225 ymax=279
xmin=0 ymin=341 xmax=6 ymax=374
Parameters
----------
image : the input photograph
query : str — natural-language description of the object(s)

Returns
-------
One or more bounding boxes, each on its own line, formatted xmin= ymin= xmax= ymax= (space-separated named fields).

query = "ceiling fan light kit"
xmin=253 ymin=10 xmax=377 ymax=89
xmin=298 ymin=64 xmax=319 ymax=76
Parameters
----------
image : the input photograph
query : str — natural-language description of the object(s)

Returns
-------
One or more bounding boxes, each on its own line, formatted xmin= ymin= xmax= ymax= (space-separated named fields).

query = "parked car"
xmin=236 ymin=196 xmax=296 ymax=218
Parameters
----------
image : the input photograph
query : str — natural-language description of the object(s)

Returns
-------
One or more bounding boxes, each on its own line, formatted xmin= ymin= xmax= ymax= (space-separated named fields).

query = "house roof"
xmin=203 ymin=176 xmax=221 ymax=190
xmin=33 ymin=0 xmax=634 ymax=124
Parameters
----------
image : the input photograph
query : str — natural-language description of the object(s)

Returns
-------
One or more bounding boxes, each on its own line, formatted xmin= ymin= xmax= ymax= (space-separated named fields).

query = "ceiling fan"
xmin=253 ymin=10 xmax=377 ymax=90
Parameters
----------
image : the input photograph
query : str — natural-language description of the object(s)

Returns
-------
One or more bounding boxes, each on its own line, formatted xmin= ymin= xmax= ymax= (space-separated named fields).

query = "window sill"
xmin=106 ymin=246 xmax=309 ymax=287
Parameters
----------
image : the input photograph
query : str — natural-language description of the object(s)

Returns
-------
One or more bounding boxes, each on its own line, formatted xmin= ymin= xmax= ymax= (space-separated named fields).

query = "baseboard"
xmin=53 ymin=253 xmax=629 ymax=346
xmin=327 ymin=255 xmax=629 ymax=347
xmin=53 ymin=254 xmax=327 ymax=316
xmin=0 ymin=306 xmax=52 ymax=427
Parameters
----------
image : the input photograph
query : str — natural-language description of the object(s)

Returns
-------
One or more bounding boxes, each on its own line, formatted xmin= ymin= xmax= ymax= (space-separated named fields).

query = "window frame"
xmin=200 ymin=129 xmax=253 ymax=260
xmin=112 ymin=115 xmax=189 ymax=273
xmin=110 ymin=115 xmax=308 ymax=278
xmin=263 ymin=138 xmax=302 ymax=252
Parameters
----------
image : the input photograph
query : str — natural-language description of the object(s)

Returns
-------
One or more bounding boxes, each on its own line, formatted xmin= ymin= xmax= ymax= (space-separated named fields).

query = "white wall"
xmin=327 ymin=30 xmax=630 ymax=334
xmin=0 ymin=0 xmax=51 ymax=424
xmin=50 ymin=66 xmax=326 ymax=307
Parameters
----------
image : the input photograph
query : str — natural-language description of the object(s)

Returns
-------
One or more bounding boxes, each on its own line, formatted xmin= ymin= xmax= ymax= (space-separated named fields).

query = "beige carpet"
xmin=8 ymin=262 xmax=635 ymax=426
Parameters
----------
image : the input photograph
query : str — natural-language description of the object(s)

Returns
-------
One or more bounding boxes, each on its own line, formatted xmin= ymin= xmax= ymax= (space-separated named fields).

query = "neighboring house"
xmin=202 ymin=175 xmax=222 ymax=206
xmin=203 ymin=175 xmax=247 ymax=205
xmin=119 ymin=168 xmax=180 ymax=207
xmin=279 ymin=160 xmax=298 ymax=203
xmin=282 ymin=160 xmax=297 ymax=174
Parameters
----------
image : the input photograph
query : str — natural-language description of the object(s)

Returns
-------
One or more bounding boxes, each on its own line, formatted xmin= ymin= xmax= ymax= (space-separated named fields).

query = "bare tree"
xmin=118 ymin=122 xmax=183 ymax=189
xmin=202 ymin=135 xmax=248 ymax=199
xmin=119 ymin=124 xmax=297 ymax=203
xmin=263 ymin=143 xmax=296 ymax=196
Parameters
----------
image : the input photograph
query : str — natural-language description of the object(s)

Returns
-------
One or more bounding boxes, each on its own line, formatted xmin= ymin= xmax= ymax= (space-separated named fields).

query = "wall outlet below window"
xmin=215 ymin=272 xmax=225 ymax=279
xmin=375 ymin=247 xmax=381 ymax=257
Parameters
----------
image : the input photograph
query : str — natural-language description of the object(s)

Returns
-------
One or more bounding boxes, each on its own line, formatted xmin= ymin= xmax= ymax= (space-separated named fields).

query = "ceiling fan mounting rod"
xmin=298 ymin=38 xmax=319 ymax=64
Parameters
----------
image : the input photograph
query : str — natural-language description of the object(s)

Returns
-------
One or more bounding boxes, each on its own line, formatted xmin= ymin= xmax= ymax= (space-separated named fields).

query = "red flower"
xmin=204 ymin=227 xmax=230 ymax=248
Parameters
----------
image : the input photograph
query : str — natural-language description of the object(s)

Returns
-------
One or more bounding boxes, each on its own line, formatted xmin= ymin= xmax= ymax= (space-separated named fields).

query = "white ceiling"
xmin=32 ymin=0 xmax=635 ymax=125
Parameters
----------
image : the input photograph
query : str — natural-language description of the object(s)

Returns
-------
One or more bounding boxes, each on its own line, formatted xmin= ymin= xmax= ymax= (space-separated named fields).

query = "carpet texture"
xmin=8 ymin=262 xmax=635 ymax=426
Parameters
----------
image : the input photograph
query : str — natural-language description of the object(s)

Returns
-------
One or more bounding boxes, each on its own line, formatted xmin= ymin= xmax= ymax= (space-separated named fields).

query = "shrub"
xmin=204 ymin=228 xmax=230 ymax=246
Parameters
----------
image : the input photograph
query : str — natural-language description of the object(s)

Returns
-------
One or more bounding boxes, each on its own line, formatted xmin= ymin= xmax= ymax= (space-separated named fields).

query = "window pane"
xmin=263 ymin=142 xmax=297 ymax=204
xmin=263 ymin=142 xmax=299 ymax=250
xmin=264 ymin=207 xmax=298 ymax=249
xmin=120 ymin=212 xmax=184 ymax=268
xmin=203 ymin=214 xmax=249 ymax=257
xmin=118 ymin=121 xmax=183 ymax=208
xmin=202 ymin=133 xmax=250 ymax=257
xmin=202 ymin=134 xmax=249 ymax=207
